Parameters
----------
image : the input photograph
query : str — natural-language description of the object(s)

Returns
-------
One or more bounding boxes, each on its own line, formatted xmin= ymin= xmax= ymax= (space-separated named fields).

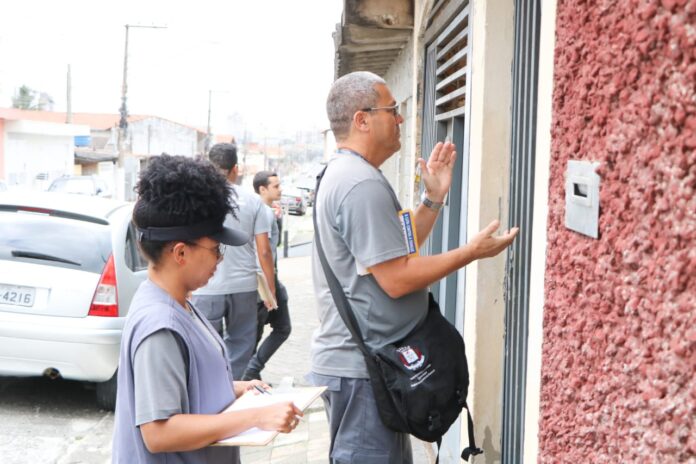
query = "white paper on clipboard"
xmin=212 ymin=386 xmax=327 ymax=447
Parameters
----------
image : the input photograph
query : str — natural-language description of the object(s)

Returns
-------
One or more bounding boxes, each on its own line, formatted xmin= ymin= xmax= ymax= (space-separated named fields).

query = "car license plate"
xmin=0 ymin=284 xmax=36 ymax=307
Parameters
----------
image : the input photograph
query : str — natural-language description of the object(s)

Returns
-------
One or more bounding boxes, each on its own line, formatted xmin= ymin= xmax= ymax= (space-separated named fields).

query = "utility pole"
xmin=205 ymin=89 xmax=212 ymax=156
xmin=204 ymin=89 xmax=229 ymax=157
xmin=66 ymin=64 xmax=72 ymax=124
xmin=114 ymin=23 xmax=166 ymax=201
xmin=117 ymin=24 xmax=131 ymax=169
xmin=117 ymin=24 xmax=167 ymax=169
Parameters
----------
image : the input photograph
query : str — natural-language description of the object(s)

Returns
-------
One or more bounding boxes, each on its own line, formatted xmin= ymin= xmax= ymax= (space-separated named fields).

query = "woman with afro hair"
xmin=112 ymin=154 xmax=302 ymax=463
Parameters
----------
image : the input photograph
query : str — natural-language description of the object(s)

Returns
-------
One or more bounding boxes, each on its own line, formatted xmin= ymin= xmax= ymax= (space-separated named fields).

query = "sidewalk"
xmin=241 ymin=254 xmax=434 ymax=464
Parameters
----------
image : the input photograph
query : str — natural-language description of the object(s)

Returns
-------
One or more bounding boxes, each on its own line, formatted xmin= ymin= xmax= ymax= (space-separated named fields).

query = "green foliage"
xmin=12 ymin=85 xmax=54 ymax=111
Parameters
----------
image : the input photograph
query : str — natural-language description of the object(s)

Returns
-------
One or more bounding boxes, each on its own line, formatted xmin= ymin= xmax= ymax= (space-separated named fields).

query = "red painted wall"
xmin=540 ymin=1 xmax=696 ymax=462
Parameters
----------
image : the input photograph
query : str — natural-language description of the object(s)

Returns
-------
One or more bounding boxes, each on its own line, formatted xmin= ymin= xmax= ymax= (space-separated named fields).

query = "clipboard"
xmin=256 ymin=271 xmax=278 ymax=309
xmin=212 ymin=386 xmax=327 ymax=446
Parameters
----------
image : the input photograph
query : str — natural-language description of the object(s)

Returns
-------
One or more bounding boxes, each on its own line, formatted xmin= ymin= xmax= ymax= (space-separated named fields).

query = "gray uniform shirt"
xmin=195 ymin=185 xmax=271 ymax=295
xmin=262 ymin=204 xmax=280 ymax=264
xmin=311 ymin=152 xmax=428 ymax=379
xmin=133 ymin=309 xmax=224 ymax=426
xmin=113 ymin=280 xmax=239 ymax=464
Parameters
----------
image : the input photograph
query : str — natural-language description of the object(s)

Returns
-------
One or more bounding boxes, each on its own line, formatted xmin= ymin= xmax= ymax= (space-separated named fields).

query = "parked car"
xmin=297 ymin=186 xmax=315 ymax=207
xmin=0 ymin=192 xmax=147 ymax=409
xmin=48 ymin=175 xmax=111 ymax=198
xmin=281 ymin=187 xmax=308 ymax=215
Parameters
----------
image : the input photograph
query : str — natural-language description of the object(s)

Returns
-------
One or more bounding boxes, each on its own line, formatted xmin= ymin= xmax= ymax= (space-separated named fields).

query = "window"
xmin=125 ymin=224 xmax=148 ymax=272
xmin=0 ymin=212 xmax=111 ymax=274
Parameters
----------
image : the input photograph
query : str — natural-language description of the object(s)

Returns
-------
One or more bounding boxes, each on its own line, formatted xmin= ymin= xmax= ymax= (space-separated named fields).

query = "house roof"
xmin=214 ymin=134 xmax=236 ymax=144
xmin=0 ymin=108 xmax=146 ymax=130
xmin=0 ymin=108 xmax=206 ymax=134
xmin=74 ymin=147 xmax=118 ymax=164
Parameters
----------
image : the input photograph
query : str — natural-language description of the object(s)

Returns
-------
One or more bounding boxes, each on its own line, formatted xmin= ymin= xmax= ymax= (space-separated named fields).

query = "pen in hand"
xmin=254 ymin=384 xmax=272 ymax=395
xmin=252 ymin=384 xmax=304 ymax=423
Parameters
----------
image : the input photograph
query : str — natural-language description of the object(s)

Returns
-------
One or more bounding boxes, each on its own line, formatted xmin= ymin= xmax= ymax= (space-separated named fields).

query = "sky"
xmin=0 ymin=0 xmax=343 ymax=138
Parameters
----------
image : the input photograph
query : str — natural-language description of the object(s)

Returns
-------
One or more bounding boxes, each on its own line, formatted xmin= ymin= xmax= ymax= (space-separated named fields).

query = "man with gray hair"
xmin=310 ymin=71 xmax=518 ymax=462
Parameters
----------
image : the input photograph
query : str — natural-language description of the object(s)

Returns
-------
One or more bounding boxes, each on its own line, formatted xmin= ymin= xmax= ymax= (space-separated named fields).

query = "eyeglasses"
xmin=185 ymin=241 xmax=225 ymax=261
xmin=361 ymin=104 xmax=399 ymax=117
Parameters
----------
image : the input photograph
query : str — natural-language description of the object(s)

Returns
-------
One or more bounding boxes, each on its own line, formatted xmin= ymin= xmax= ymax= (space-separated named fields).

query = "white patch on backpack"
xmin=397 ymin=346 xmax=425 ymax=371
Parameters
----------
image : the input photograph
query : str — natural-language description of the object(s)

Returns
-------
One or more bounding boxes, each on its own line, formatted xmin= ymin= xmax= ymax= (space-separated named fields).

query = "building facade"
xmin=333 ymin=0 xmax=696 ymax=462
xmin=0 ymin=109 xmax=206 ymax=199
xmin=0 ymin=109 xmax=89 ymax=190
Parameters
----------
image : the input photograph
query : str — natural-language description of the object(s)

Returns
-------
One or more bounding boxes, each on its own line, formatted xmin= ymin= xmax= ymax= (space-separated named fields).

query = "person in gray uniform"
xmin=310 ymin=71 xmax=519 ymax=463
xmin=192 ymin=143 xmax=276 ymax=380
xmin=243 ymin=170 xmax=291 ymax=381
xmin=112 ymin=154 xmax=301 ymax=464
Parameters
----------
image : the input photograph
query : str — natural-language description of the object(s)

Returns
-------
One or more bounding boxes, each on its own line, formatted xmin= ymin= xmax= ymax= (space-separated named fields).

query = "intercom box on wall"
xmin=565 ymin=160 xmax=600 ymax=239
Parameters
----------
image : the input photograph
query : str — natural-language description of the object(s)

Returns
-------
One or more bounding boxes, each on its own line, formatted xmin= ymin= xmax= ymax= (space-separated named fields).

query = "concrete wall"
xmin=539 ymin=1 xmax=696 ymax=462
xmin=383 ymin=41 xmax=416 ymax=206
xmin=2 ymin=120 xmax=87 ymax=190
xmin=130 ymin=118 xmax=198 ymax=157
xmin=4 ymin=133 xmax=73 ymax=190
xmin=463 ymin=0 xmax=514 ymax=459
xmin=394 ymin=0 xmax=517 ymax=458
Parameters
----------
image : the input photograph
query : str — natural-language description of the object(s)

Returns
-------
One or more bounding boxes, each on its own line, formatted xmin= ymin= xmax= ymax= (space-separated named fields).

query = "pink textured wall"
xmin=539 ymin=1 xmax=696 ymax=462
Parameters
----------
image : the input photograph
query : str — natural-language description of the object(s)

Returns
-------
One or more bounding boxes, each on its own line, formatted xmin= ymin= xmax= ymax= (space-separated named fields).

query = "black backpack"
xmin=314 ymin=167 xmax=483 ymax=461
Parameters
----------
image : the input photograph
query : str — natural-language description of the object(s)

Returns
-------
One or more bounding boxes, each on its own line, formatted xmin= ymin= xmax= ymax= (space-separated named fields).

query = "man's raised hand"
xmin=417 ymin=141 xmax=457 ymax=202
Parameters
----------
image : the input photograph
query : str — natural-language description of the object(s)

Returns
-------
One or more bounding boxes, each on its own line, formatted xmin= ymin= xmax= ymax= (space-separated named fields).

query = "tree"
xmin=12 ymin=85 xmax=54 ymax=110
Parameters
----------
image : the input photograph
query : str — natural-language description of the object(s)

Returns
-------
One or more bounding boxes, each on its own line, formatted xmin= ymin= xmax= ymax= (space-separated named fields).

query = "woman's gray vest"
xmin=112 ymin=280 xmax=239 ymax=463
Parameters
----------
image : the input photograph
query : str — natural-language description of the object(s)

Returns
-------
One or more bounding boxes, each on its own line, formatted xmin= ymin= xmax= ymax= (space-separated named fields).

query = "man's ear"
xmin=353 ymin=110 xmax=370 ymax=133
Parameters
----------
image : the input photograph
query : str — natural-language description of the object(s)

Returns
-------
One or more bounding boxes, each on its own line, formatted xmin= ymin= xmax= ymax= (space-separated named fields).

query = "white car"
xmin=0 ymin=192 xmax=147 ymax=409
xmin=48 ymin=175 xmax=111 ymax=198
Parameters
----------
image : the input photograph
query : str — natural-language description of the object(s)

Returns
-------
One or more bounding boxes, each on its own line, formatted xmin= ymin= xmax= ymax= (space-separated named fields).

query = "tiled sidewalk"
xmin=240 ymin=406 xmax=330 ymax=464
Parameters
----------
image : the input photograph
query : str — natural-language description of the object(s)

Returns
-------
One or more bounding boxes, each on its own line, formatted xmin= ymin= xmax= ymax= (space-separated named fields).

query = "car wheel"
xmin=96 ymin=370 xmax=118 ymax=411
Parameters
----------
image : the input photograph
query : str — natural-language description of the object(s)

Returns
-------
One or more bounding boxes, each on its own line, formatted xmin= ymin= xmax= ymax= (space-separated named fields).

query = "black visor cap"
xmin=137 ymin=219 xmax=249 ymax=247
xmin=211 ymin=226 xmax=249 ymax=247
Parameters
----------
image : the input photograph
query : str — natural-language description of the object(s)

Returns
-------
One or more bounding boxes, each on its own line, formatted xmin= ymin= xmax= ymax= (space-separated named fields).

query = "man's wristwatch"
xmin=420 ymin=192 xmax=444 ymax=211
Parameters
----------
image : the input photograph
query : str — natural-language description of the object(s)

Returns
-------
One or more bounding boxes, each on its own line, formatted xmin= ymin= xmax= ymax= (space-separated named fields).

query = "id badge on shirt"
xmin=399 ymin=209 xmax=419 ymax=257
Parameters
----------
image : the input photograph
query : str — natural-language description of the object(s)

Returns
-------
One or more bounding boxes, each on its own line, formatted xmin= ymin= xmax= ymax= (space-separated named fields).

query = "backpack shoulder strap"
xmin=313 ymin=167 xmax=371 ymax=359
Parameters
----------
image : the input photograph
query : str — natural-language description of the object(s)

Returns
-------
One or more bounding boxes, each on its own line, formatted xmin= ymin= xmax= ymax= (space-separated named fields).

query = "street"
xmin=0 ymin=212 xmax=432 ymax=464
xmin=0 ymin=376 xmax=113 ymax=463
xmin=279 ymin=207 xmax=314 ymax=258
xmin=0 ymin=208 xmax=318 ymax=464
xmin=0 ymin=253 xmax=323 ymax=464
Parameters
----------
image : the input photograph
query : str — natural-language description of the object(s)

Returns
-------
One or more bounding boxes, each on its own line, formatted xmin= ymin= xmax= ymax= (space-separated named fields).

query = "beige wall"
xmin=463 ymin=0 xmax=514 ymax=459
